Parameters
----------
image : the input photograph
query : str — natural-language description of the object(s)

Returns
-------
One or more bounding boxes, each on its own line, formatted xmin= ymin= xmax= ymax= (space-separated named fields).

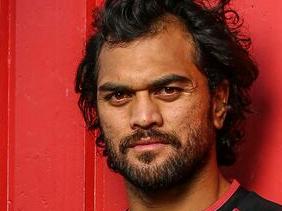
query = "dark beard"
xmin=104 ymin=125 xmax=213 ymax=193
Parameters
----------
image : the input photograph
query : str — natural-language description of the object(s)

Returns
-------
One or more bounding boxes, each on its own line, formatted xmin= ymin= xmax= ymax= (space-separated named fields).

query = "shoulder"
xmin=236 ymin=188 xmax=282 ymax=211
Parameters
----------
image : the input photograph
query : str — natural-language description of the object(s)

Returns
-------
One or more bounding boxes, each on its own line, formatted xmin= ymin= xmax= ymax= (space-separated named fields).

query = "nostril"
xmin=130 ymin=111 xmax=164 ymax=129
xmin=131 ymin=120 xmax=159 ymax=130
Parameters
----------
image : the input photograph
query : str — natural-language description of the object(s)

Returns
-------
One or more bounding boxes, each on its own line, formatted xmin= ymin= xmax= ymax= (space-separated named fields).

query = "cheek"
xmin=98 ymin=105 xmax=129 ymax=141
xmin=162 ymin=99 xmax=207 ymax=125
xmin=164 ymin=106 xmax=200 ymax=136
xmin=159 ymin=94 xmax=211 ymax=137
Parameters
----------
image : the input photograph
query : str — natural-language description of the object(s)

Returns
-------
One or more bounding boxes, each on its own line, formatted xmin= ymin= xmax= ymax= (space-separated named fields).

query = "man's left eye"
xmin=156 ymin=87 xmax=183 ymax=94
xmin=154 ymin=87 xmax=183 ymax=101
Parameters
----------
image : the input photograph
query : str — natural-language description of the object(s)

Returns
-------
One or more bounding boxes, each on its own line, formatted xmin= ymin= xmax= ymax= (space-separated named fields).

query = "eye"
xmin=104 ymin=91 xmax=133 ymax=106
xmin=154 ymin=87 xmax=183 ymax=101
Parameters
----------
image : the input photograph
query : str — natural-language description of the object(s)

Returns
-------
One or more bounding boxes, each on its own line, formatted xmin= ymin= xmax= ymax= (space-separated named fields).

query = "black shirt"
xmin=206 ymin=180 xmax=282 ymax=211
xmin=125 ymin=180 xmax=282 ymax=211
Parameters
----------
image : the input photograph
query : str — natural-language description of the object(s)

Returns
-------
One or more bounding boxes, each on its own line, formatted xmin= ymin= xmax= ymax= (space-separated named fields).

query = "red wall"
xmin=0 ymin=0 xmax=281 ymax=210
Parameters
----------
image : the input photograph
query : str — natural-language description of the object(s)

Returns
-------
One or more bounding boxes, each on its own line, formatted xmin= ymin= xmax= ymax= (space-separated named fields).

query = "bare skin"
xmin=97 ymin=19 xmax=230 ymax=211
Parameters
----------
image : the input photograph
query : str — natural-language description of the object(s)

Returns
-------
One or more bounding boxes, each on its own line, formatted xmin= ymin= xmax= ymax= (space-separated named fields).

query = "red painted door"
xmin=1 ymin=0 xmax=95 ymax=210
xmin=0 ymin=0 xmax=282 ymax=211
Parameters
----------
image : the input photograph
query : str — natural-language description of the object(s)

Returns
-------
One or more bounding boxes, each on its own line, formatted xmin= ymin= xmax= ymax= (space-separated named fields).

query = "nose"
xmin=129 ymin=91 xmax=163 ymax=130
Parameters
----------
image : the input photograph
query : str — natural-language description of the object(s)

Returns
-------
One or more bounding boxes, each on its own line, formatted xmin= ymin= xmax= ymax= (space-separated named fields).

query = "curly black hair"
xmin=75 ymin=0 xmax=258 ymax=166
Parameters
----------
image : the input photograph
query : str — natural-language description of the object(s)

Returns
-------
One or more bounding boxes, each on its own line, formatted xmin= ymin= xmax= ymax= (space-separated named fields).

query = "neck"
xmin=126 ymin=151 xmax=230 ymax=211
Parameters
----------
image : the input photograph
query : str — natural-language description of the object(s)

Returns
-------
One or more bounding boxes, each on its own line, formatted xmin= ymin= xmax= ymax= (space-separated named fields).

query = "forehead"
xmin=98 ymin=22 xmax=203 ymax=88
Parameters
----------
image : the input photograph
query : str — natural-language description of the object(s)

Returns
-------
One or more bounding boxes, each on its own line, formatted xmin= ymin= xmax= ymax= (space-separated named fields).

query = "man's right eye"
xmin=104 ymin=91 xmax=132 ymax=106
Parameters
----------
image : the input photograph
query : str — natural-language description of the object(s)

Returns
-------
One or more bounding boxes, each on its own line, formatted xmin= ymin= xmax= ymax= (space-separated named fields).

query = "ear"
xmin=212 ymin=80 xmax=229 ymax=129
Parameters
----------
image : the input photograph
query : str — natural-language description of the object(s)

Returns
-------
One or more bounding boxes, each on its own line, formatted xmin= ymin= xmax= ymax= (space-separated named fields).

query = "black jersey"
xmin=125 ymin=180 xmax=282 ymax=211
xmin=206 ymin=180 xmax=282 ymax=211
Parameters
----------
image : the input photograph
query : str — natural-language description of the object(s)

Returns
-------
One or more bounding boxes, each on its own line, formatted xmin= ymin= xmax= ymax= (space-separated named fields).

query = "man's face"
xmin=97 ymin=23 xmax=219 ymax=191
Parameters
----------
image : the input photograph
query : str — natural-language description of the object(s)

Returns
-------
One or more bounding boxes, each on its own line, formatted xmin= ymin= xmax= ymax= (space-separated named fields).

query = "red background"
xmin=0 ymin=0 xmax=281 ymax=210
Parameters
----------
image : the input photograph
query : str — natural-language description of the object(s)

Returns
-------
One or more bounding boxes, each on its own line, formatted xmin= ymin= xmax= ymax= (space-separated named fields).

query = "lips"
xmin=119 ymin=129 xmax=182 ymax=154
xmin=127 ymin=137 xmax=169 ymax=148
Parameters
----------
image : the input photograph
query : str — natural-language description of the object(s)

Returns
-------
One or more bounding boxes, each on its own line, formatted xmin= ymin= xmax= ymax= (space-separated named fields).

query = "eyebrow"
xmin=150 ymin=74 xmax=192 ymax=90
xmin=98 ymin=74 xmax=192 ymax=93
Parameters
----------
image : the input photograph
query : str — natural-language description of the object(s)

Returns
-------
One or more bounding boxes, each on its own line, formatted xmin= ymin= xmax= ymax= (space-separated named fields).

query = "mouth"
xmin=127 ymin=137 xmax=169 ymax=151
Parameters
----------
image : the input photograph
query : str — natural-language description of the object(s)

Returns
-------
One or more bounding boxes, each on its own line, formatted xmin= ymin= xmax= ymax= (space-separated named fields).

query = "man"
xmin=75 ymin=0 xmax=282 ymax=210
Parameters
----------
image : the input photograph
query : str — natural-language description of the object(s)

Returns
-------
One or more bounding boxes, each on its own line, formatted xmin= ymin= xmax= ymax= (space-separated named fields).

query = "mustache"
xmin=119 ymin=129 xmax=182 ymax=154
